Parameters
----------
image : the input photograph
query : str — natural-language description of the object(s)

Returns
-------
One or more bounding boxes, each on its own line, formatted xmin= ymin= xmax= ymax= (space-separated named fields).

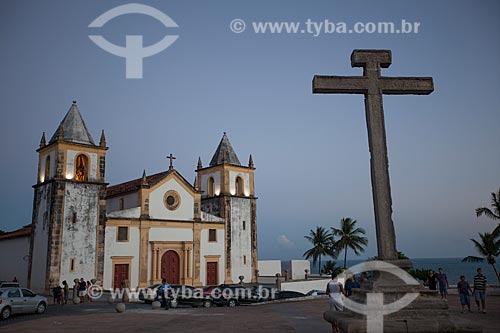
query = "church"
xmin=26 ymin=101 xmax=258 ymax=293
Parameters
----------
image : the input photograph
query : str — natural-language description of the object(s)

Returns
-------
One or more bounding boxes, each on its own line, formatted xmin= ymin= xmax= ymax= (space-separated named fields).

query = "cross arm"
xmin=380 ymin=77 xmax=434 ymax=95
xmin=313 ymin=75 xmax=368 ymax=94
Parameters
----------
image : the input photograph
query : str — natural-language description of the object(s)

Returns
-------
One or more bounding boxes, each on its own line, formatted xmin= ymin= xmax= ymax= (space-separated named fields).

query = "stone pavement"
xmin=1 ymin=295 xmax=499 ymax=332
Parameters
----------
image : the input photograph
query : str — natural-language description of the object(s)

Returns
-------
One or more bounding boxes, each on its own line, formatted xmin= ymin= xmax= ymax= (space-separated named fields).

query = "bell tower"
xmin=196 ymin=133 xmax=257 ymax=283
xmin=28 ymin=101 xmax=108 ymax=293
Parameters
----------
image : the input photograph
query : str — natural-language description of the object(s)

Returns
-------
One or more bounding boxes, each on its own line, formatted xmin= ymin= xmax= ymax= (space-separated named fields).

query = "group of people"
xmin=426 ymin=267 xmax=488 ymax=313
xmin=51 ymin=280 xmax=70 ymax=305
xmin=51 ymin=278 xmax=94 ymax=304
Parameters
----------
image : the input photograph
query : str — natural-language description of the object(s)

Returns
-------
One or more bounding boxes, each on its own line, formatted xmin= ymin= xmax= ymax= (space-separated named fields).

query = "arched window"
xmin=235 ymin=177 xmax=244 ymax=196
xmin=44 ymin=155 xmax=51 ymax=181
xmin=208 ymin=177 xmax=215 ymax=196
xmin=75 ymin=154 xmax=88 ymax=181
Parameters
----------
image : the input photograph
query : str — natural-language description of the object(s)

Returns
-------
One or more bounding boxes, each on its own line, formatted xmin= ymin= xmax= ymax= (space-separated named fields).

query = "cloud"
xmin=277 ymin=235 xmax=295 ymax=249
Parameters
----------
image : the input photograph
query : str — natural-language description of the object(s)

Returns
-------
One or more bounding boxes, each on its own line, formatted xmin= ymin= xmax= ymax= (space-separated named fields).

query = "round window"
xmin=163 ymin=190 xmax=181 ymax=211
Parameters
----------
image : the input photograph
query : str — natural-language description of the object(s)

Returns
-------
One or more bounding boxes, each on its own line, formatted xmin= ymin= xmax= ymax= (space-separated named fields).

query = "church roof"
xmin=0 ymin=224 xmax=32 ymax=240
xmin=106 ymin=171 xmax=168 ymax=198
xmin=49 ymin=101 xmax=96 ymax=145
xmin=209 ymin=133 xmax=241 ymax=166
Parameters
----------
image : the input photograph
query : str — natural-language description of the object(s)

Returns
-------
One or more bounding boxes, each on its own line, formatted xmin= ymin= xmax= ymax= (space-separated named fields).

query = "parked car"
xmin=0 ymin=282 xmax=20 ymax=289
xmin=139 ymin=284 xmax=161 ymax=303
xmin=139 ymin=284 xmax=211 ymax=308
xmin=276 ymin=290 xmax=306 ymax=300
xmin=306 ymin=289 xmax=326 ymax=296
xmin=0 ymin=288 xmax=47 ymax=320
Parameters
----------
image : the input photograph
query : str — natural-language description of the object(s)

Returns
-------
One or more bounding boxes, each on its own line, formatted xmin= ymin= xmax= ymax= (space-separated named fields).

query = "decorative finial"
xmin=72 ymin=100 xmax=77 ymax=105
xmin=56 ymin=126 xmax=64 ymax=141
xmin=39 ymin=132 xmax=46 ymax=148
xmin=223 ymin=131 xmax=227 ymax=136
xmin=193 ymin=175 xmax=198 ymax=189
xmin=141 ymin=169 xmax=148 ymax=186
xmin=197 ymin=157 xmax=202 ymax=170
xmin=99 ymin=129 xmax=106 ymax=147
xmin=167 ymin=153 xmax=176 ymax=170
xmin=248 ymin=154 xmax=254 ymax=168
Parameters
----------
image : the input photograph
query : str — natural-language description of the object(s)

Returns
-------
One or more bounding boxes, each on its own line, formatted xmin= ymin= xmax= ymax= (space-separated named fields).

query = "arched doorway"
xmin=161 ymin=250 xmax=180 ymax=284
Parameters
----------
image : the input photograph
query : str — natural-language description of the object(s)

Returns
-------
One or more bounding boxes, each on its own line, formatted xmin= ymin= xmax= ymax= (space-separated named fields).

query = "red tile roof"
xmin=106 ymin=171 xmax=169 ymax=198
xmin=0 ymin=224 xmax=32 ymax=240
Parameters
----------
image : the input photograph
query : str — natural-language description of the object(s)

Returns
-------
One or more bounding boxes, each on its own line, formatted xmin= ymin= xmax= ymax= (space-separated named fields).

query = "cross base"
xmin=324 ymin=260 xmax=482 ymax=333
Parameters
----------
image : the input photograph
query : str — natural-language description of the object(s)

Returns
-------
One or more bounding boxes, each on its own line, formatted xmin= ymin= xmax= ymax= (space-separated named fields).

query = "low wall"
xmin=290 ymin=260 xmax=310 ymax=280
xmin=258 ymin=260 xmax=282 ymax=276
xmin=281 ymin=278 xmax=331 ymax=294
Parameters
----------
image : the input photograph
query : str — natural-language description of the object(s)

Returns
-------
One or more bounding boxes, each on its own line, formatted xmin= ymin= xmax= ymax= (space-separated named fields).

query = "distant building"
xmin=1 ymin=101 xmax=258 ymax=293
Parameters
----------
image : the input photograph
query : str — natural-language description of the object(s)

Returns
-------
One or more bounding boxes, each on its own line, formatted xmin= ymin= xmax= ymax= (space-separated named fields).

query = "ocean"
xmin=282 ymin=258 xmax=498 ymax=285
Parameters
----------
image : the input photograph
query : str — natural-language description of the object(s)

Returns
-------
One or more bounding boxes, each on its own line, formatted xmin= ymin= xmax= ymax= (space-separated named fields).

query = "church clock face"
xmin=163 ymin=190 xmax=181 ymax=211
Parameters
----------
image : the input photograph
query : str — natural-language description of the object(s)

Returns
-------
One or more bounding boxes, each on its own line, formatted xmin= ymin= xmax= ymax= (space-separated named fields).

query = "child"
xmin=457 ymin=275 xmax=473 ymax=313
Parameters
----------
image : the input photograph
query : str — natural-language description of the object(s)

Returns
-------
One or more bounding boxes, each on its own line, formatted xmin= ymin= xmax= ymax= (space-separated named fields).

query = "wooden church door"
xmin=161 ymin=250 xmax=180 ymax=284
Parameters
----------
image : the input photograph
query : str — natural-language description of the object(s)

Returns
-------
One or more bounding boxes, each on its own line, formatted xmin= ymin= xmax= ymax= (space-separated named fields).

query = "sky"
xmin=1 ymin=0 xmax=499 ymax=261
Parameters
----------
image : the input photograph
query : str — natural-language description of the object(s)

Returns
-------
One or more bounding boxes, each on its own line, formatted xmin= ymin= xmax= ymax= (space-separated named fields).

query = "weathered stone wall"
xmin=230 ymin=197 xmax=252 ymax=283
xmin=59 ymin=183 xmax=99 ymax=284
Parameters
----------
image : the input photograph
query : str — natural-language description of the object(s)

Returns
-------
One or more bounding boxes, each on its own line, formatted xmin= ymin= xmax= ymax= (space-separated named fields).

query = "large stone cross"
xmin=313 ymin=50 xmax=433 ymax=260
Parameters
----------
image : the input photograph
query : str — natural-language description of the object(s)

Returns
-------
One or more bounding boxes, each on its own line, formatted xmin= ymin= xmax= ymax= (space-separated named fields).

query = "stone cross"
xmin=313 ymin=50 xmax=433 ymax=260
xmin=166 ymin=153 xmax=176 ymax=170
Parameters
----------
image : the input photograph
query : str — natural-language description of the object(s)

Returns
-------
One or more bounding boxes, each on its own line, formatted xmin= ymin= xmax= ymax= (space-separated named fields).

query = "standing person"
xmin=62 ymin=280 xmax=69 ymax=304
xmin=326 ymin=272 xmax=346 ymax=333
xmin=457 ymin=275 xmax=473 ymax=313
xmin=473 ymin=268 xmax=487 ymax=313
xmin=426 ymin=270 xmax=439 ymax=291
xmin=12 ymin=277 xmax=18 ymax=282
xmin=78 ymin=278 xmax=86 ymax=303
xmin=158 ymin=278 xmax=171 ymax=310
xmin=86 ymin=281 xmax=93 ymax=303
xmin=54 ymin=284 xmax=63 ymax=305
xmin=344 ymin=276 xmax=354 ymax=297
xmin=436 ymin=268 xmax=449 ymax=301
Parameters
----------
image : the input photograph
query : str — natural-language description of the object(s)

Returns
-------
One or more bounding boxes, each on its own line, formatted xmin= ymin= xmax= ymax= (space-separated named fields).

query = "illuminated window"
xmin=70 ymin=258 xmax=75 ymax=272
xmin=208 ymin=229 xmax=217 ymax=242
xmin=117 ymin=226 xmax=129 ymax=242
xmin=236 ymin=177 xmax=244 ymax=196
xmin=75 ymin=154 xmax=88 ymax=181
xmin=208 ymin=177 xmax=215 ymax=196
xmin=119 ymin=198 xmax=124 ymax=210
xmin=44 ymin=155 xmax=50 ymax=181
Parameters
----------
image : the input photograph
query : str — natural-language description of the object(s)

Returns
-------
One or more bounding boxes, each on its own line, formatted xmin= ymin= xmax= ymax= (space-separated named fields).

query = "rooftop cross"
xmin=313 ymin=50 xmax=434 ymax=260
xmin=166 ymin=153 xmax=176 ymax=170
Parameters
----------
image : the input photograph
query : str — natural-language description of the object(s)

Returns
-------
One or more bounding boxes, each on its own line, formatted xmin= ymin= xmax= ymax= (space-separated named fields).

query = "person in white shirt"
xmin=326 ymin=272 xmax=346 ymax=332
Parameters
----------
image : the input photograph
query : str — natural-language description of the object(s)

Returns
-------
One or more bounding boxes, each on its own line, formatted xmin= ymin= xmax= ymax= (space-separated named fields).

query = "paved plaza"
xmin=1 ymin=294 xmax=499 ymax=332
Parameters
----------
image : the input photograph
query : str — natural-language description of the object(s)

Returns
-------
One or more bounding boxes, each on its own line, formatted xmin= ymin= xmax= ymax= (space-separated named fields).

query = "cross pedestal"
xmin=314 ymin=50 xmax=481 ymax=332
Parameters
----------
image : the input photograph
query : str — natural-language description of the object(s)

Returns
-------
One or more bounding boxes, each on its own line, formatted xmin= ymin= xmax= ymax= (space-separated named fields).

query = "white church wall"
xmin=107 ymin=192 xmax=139 ymax=213
xmin=103 ymin=226 xmax=140 ymax=290
xmin=230 ymin=198 xmax=252 ymax=283
xmin=65 ymin=150 xmax=98 ymax=181
xmin=59 ymin=183 xmax=99 ymax=286
xmin=200 ymin=171 xmax=221 ymax=196
xmin=148 ymin=227 xmax=193 ymax=242
xmin=281 ymin=278 xmax=331 ymax=294
xmin=30 ymin=186 xmax=51 ymax=293
xmin=149 ymin=179 xmax=194 ymax=221
xmin=0 ymin=236 xmax=30 ymax=287
xmin=199 ymin=228 xmax=225 ymax=285
xmin=257 ymin=260 xmax=282 ymax=276
xmin=228 ymin=171 xmax=250 ymax=196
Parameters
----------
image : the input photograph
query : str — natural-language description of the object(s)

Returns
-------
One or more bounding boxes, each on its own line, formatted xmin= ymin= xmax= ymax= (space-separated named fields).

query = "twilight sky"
xmin=1 ymin=0 xmax=499 ymax=261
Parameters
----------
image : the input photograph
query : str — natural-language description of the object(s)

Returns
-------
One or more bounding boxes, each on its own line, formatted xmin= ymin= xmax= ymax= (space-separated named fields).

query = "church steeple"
xmin=197 ymin=157 xmax=202 ymax=170
xmin=209 ymin=132 xmax=241 ymax=166
xmin=248 ymin=154 xmax=254 ymax=168
xmin=49 ymin=101 xmax=96 ymax=146
xmin=99 ymin=130 xmax=107 ymax=148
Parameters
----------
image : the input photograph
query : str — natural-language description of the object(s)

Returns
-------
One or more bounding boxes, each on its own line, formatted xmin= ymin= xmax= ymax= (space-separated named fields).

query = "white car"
xmin=0 ymin=288 xmax=47 ymax=320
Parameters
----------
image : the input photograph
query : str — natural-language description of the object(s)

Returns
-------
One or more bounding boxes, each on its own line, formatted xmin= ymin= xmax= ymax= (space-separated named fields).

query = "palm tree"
xmin=322 ymin=260 xmax=343 ymax=276
xmin=331 ymin=217 xmax=368 ymax=270
xmin=462 ymin=232 xmax=500 ymax=283
xmin=476 ymin=188 xmax=500 ymax=236
xmin=303 ymin=226 xmax=334 ymax=275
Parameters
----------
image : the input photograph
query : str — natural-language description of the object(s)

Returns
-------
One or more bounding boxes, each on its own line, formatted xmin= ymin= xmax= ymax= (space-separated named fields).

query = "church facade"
xmin=28 ymin=102 xmax=257 ymax=293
